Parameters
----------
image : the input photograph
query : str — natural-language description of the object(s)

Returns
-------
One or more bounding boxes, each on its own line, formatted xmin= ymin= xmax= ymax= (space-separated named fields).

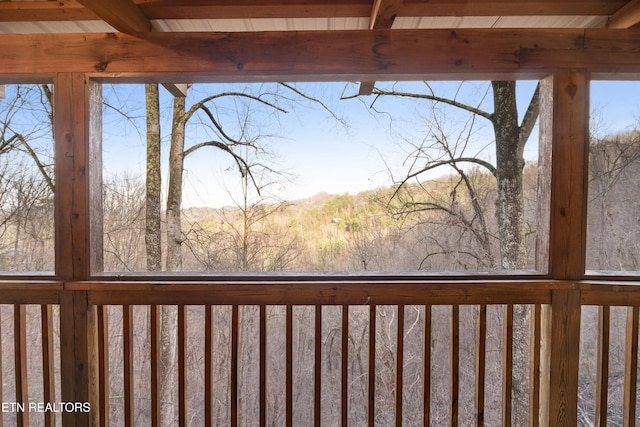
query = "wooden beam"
xmin=162 ymin=83 xmax=188 ymax=97
xmin=359 ymin=0 xmax=403 ymax=95
xmin=358 ymin=81 xmax=376 ymax=96
xmin=608 ymin=0 xmax=640 ymax=28
xmin=0 ymin=1 xmax=97 ymax=22
xmin=2 ymin=29 xmax=640 ymax=79
xmin=369 ymin=0 xmax=403 ymax=29
xmin=76 ymin=0 xmax=151 ymax=34
xmin=0 ymin=0 xmax=624 ymax=22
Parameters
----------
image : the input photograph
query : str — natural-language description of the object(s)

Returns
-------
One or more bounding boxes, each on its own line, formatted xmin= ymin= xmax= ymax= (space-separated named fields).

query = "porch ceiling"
xmin=1 ymin=0 xmax=639 ymax=35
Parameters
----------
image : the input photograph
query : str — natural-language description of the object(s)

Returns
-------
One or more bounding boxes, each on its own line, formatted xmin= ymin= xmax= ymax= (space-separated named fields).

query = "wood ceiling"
xmin=1 ymin=0 xmax=640 ymax=86
xmin=1 ymin=0 xmax=640 ymax=35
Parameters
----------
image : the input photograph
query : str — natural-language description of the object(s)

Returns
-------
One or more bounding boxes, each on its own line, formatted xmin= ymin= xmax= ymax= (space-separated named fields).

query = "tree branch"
xmin=368 ymin=88 xmax=494 ymax=121
xmin=279 ymin=82 xmax=346 ymax=125
xmin=196 ymin=104 xmax=244 ymax=145
xmin=183 ymin=140 xmax=261 ymax=196
xmin=518 ymin=82 xmax=540 ymax=150
xmin=15 ymin=133 xmax=54 ymax=193
xmin=185 ymin=91 xmax=288 ymax=122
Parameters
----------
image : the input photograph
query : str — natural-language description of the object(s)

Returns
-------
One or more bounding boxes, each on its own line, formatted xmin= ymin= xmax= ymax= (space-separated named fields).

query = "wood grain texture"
xmin=451 ymin=305 xmax=460 ymax=427
xmin=14 ymin=305 xmax=29 ymax=427
xmin=369 ymin=304 xmax=376 ymax=427
xmin=529 ymin=304 xmax=542 ymax=427
xmin=0 ymin=0 xmax=624 ymax=22
xmin=98 ymin=306 xmax=110 ymax=427
xmin=41 ymin=304 xmax=56 ymax=427
xmin=396 ymin=305 xmax=404 ymax=427
xmin=476 ymin=304 xmax=487 ymax=426
xmin=150 ymin=305 xmax=160 ymax=427
xmin=545 ymin=289 xmax=581 ymax=427
xmin=1 ymin=30 xmax=640 ymax=79
xmin=342 ymin=305 xmax=349 ymax=427
xmin=623 ymin=306 xmax=639 ymax=426
xmin=423 ymin=305 xmax=432 ymax=427
xmin=502 ymin=304 xmax=514 ymax=427
xmin=549 ymin=69 xmax=589 ymax=280
xmin=59 ymin=290 xmax=91 ymax=427
xmin=74 ymin=280 xmax=560 ymax=306
xmin=123 ymin=305 xmax=134 ymax=427
xmin=204 ymin=305 xmax=214 ymax=427
xmin=178 ymin=305 xmax=187 ymax=427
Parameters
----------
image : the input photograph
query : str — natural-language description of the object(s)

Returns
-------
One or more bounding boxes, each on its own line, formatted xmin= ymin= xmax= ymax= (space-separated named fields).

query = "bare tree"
xmin=0 ymin=84 xmax=55 ymax=271
xmin=347 ymin=80 xmax=541 ymax=425
xmin=587 ymin=129 xmax=640 ymax=271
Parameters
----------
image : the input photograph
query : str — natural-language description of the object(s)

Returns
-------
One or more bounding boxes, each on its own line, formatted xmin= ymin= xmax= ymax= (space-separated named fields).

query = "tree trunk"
xmin=145 ymin=84 xmax=162 ymax=272
xmin=165 ymin=95 xmax=187 ymax=272
xmin=492 ymin=81 xmax=529 ymax=426
xmin=161 ymin=93 xmax=188 ymax=426
xmin=492 ymin=81 xmax=527 ymax=271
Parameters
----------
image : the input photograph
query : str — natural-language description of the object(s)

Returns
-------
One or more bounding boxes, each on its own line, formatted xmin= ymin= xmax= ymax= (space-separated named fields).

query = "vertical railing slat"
xmin=151 ymin=305 xmax=160 ymax=427
xmin=42 ymin=304 xmax=56 ymax=427
xmin=14 ymin=304 xmax=29 ymax=427
xmin=231 ymin=305 xmax=239 ymax=427
xmin=529 ymin=304 xmax=541 ymax=427
xmin=502 ymin=304 xmax=514 ymax=427
xmin=286 ymin=305 xmax=293 ymax=427
xmin=260 ymin=305 xmax=267 ymax=427
xmin=369 ymin=304 xmax=376 ymax=427
xmin=623 ymin=306 xmax=639 ymax=427
xmin=396 ymin=305 xmax=405 ymax=427
xmin=595 ymin=305 xmax=610 ymax=427
xmin=97 ymin=306 xmax=109 ymax=427
xmin=205 ymin=305 xmax=213 ymax=427
xmin=315 ymin=305 xmax=322 ymax=427
xmin=423 ymin=305 xmax=432 ymax=427
xmin=450 ymin=305 xmax=459 ymax=427
xmin=476 ymin=304 xmax=487 ymax=427
xmin=342 ymin=305 xmax=349 ymax=427
xmin=123 ymin=305 xmax=134 ymax=427
xmin=178 ymin=305 xmax=187 ymax=427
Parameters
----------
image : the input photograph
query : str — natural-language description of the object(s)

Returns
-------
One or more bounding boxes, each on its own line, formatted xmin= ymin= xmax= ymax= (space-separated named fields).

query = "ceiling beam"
xmin=359 ymin=0 xmax=403 ymax=95
xmin=369 ymin=0 xmax=403 ymax=30
xmin=0 ymin=1 xmax=96 ymax=21
xmin=76 ymin=0 xmax=151 ymax=34
xmin=608 ymin=0 xmax=640 ymax=28
xmin=0 ymin=0 xmax=626 ymax=22
xmin=162 ymin=83 xmax=188 ymax=97
xmin=138 ymin=0 xmax=626 ymax=19
xmin=2 ymin=29 xmax=640 ymax=78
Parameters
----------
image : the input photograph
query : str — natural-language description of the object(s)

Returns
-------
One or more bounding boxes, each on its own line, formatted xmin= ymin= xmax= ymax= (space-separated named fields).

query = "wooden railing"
xmin=2 ymin=280 xmax=640 ymax=426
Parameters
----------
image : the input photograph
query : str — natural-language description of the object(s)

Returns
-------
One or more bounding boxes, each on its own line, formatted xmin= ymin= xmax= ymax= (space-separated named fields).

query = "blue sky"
xmin=100 ymin=80 xmax=639 ymax=208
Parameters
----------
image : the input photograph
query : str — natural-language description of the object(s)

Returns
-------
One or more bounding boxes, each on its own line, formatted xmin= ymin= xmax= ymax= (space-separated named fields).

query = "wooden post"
xmin=55 ymin=72 xmax=103 ymax=427
xmin=539 ymin=68 xmax=589 ymax=427
xmin=543 ymin=289 xmax=581 ymax=427
xmin=548 ymin=69 xmax=590 ymax=281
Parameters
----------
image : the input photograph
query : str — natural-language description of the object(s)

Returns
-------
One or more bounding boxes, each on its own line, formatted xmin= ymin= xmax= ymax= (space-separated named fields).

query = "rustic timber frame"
xmin=1 ymin=25 xmax=640 ymax=427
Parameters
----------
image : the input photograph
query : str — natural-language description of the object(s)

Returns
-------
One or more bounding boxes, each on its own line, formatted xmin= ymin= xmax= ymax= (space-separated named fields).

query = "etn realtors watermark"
xmin=2 ymin=401 xmax=91 ymax=413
